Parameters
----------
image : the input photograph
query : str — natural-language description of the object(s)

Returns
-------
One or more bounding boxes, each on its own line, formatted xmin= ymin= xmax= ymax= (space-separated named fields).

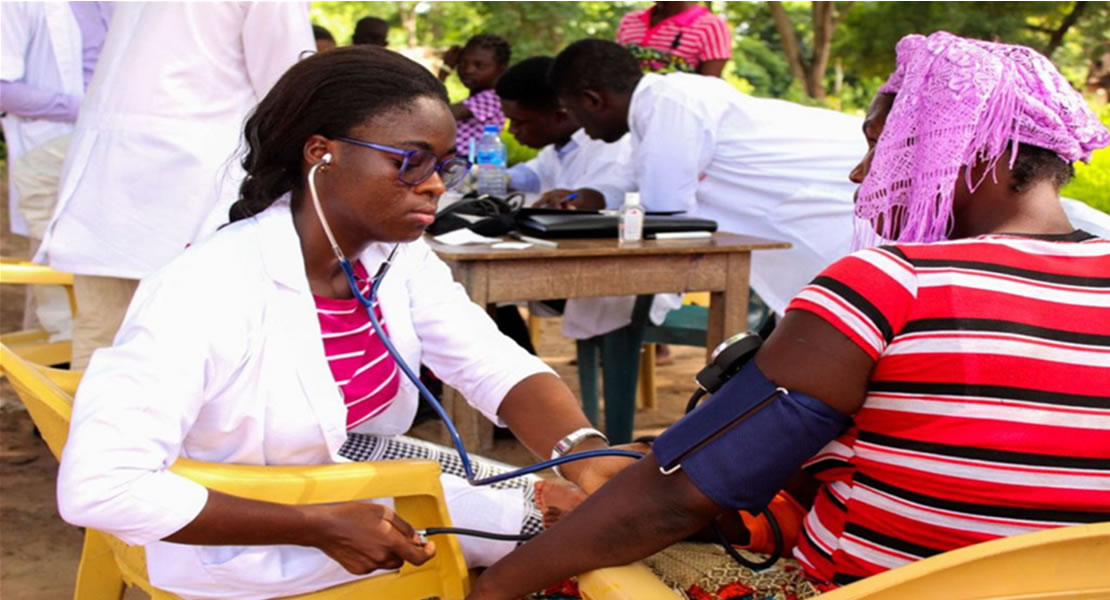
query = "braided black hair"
xmin=1010 ymin=143 xmax=1075 ymax=192
xmin=229 ymin=46 xmax=448 ymax=223
xmin=464 ymin=33 xmax=511 ymax=66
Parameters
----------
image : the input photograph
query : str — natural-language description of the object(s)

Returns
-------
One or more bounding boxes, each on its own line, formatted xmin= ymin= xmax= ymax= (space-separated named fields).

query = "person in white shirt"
xmin=1 ymin=1 xmax=112 ymax=340
xmin=501 ymin=56 xmax=633 ymax=210
xmin=495 ymin=56 xmax=681 ymax=342
xmin=35 ymin=2 xmax=315 ymax=370
xmin=548 ymin=39 xmax=867 ymax=316
xmin=57 ymin=47 xmax=632 ymax=600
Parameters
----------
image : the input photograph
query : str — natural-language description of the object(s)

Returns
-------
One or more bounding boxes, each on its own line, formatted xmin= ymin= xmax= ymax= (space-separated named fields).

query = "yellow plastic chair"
xmin=575 ymin=520 xmax=1110 ymax=600
xmin=0 ymin=343 xmax=470 ymax=600
xmin=0 ymin=257 xmax=76 ymax=367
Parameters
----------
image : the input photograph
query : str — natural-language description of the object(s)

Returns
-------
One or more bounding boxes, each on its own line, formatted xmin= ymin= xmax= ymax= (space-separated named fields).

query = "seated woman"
xmin=467 ymin=31 xmax=1110 ymax=599
xmin=56 ymin=47 xmax=629 ymax=599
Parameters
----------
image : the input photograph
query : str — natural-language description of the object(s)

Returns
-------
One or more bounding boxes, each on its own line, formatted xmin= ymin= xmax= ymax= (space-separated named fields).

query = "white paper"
xmin=432 ymin=228 xmax=504 ymax=246
xmin=491 ymin=241 xmax=533 ymax=250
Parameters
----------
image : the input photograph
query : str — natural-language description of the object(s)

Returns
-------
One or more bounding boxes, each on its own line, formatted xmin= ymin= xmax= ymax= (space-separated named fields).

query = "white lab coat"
xmin=514 ymin=128 xmax=635 ymax=207
xmin=627 ymin=73 xmax=866 ymax=315
xmin=36 ymin=2 xmax=314 ymax=279
xmin=1063 ymin=197 xmax=1110 ymax=238
xmin=56 ymin=200 xmax=553 ymax=599
xmin=0 ymin=1 xmax=83 ymax=235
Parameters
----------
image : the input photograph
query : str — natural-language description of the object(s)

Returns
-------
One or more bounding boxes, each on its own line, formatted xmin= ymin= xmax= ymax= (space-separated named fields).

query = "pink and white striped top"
xmin=615 ymin=4 xmax=732 ymax=73
xmin=314 ymin=262 xmax=401 ymax=430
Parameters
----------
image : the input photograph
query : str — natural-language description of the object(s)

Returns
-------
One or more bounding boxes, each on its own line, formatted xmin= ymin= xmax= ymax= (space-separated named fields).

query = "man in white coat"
xmin=1 ymin=1 xmax=112 ymax=339
xmin=497 ymin=56 xmax=680 ymax=342
xmin=35 ymin=2 xmax=315 ymax=369
xmin=549 ymin=39 xmax=866 ymax=318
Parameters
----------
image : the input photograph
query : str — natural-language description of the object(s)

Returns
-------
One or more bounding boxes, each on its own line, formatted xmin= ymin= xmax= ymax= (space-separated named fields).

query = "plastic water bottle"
xmin=619 ymin=192 xmax=644 ymax=244
xmin=475 ymin=124 xmax=507 ymax=197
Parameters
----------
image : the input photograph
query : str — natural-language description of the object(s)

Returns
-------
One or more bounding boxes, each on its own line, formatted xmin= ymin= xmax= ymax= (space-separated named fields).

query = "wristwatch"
xmin=550 ymin=427 xmax=608 ymax=478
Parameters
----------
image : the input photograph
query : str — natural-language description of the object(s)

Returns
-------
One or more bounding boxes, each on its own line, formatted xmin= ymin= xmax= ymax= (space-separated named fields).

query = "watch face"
xmin=710 ymin=331 xmax=760 ymax=363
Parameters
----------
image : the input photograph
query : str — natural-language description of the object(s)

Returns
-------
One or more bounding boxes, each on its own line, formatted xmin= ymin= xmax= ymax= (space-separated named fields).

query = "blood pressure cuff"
xmin=652 ymin=360 xmax=849 ymax=512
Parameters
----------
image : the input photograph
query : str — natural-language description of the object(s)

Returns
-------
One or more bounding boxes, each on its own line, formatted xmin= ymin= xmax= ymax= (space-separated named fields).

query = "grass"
xmin=1061 ymin=104 xmax=1110 ymax=212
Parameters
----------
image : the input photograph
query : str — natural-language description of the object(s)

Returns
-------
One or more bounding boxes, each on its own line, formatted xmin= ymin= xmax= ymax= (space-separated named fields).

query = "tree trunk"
xmin=769 ymin=1 xmax=841 ymax=100
xmin=397 ymin=1 xmax=418 ymax=48
xmin=1045 ymin=1 xmax=1088 ymax=58
xmin=808 ymin=1 xmax=837 ymax=100
xmin=1086 ymin=44 xmax=1110 ymax=98
xmin=767 ymin=1 xmax=808 ymax=87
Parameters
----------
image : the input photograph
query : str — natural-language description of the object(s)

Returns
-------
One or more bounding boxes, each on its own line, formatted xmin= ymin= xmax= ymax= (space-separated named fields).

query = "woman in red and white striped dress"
xmin=467 ymin=31 xmax=1110 ymax=600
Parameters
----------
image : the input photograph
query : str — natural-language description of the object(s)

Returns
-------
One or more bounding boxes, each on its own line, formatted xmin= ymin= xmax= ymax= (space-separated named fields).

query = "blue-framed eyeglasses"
xmin=335 ymin=136 xmax=470 ymax=189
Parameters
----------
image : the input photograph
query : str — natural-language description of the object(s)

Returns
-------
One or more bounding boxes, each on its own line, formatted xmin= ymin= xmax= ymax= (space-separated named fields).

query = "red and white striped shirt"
xmin=616 ymin=4 xmax=731 ymax=73
xmin=787 ymin=232 xmax=1110 ymax=586
xmin=314 ymin=262 xmax=401 ymax=430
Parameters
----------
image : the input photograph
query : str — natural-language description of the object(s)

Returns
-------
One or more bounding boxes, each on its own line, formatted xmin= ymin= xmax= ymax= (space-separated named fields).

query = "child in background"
xmin=439 ymin=34 xmax=511 ymax=154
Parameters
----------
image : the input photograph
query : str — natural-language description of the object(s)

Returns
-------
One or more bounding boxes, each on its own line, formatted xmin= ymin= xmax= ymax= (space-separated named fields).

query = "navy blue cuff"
xmin=652 ymin=360 xmax=849 ymax=511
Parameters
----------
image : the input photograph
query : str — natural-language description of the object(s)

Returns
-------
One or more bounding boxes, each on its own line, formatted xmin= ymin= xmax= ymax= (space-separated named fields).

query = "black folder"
xmin=515 ymin=210 xmax=717 ymax=239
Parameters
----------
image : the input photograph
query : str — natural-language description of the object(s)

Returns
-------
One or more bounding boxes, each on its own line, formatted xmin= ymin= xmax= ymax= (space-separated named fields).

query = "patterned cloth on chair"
xmin=643 ymin=543 xmax=824 ymax=600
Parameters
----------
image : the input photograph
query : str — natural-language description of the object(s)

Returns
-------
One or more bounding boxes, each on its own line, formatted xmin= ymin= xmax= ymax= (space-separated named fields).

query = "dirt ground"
xmin=0 ymin=177 xmax=706 ymax=599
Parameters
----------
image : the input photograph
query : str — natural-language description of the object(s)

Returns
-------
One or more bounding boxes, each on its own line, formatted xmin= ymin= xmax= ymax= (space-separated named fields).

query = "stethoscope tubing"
xmin=311 ymin=158 xmax=643 ymax=488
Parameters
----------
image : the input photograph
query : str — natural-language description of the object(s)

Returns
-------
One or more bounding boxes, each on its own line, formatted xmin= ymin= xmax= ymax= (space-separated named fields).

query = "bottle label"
xmin=620 ymin=207 xmax=644 ymax=242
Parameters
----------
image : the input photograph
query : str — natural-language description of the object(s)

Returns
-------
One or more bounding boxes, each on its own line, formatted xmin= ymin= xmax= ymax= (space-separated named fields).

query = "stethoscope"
xmin=307 ymin=154 xmax=643 ymax=541
xmin=307 ymin=154 xmax=785 ymax=567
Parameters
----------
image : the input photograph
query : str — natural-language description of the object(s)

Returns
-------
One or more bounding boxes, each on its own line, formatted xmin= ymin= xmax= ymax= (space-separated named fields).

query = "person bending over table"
xmin=497 ymin=55 xmax=683 ymax=346
xmin=547 ymin=39 xmax=865 ymax=319
xmin=467 ymin=31 xmax=1110 ymax=599
xmin=56 ymin=46 xmax=631 ymax=600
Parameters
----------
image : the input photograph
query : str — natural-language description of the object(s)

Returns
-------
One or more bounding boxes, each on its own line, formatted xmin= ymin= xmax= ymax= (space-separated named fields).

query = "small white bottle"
xmin=619 ymin=192 xmax=644 ymax=244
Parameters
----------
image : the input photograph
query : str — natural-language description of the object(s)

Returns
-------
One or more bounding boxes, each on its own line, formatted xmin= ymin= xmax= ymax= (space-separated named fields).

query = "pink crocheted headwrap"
xmin=854 ymin=31 xmax=1110 ymax=246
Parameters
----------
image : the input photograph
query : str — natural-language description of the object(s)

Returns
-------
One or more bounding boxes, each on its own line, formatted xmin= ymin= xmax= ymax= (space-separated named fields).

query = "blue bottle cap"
xmin=482 ymin=124 xmax=500 ymax=134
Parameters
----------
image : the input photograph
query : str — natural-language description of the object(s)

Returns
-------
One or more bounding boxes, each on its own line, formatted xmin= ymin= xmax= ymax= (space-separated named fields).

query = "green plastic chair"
xmin=575 ymin=292 xmax=772 ymax=443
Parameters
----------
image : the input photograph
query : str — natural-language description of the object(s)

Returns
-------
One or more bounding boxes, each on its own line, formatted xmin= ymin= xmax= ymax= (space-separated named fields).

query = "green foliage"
xmin=1061 ymin=103 xmax=1110 ymax=212
xmin=308 ymin=1 xmax=1109 ymax=205
xmin=731 ymin=37 xmax=793 ymax=98
xmin=311 ymin=1 xmax=640 ymax=58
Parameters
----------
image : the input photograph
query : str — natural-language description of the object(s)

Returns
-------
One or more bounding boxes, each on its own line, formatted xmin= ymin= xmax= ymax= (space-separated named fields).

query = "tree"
xmin=766 ymin=1 xmax=851 ymax=100
xmin=1040 ymin=1 xmax=1088 ymax=57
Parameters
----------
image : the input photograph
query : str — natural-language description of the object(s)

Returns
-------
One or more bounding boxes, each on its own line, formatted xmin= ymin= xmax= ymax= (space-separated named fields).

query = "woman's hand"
xmin=306 ymin=503 xmax=436 ymax=574
xmin=566 ymin=441 xmax=650 ymax=494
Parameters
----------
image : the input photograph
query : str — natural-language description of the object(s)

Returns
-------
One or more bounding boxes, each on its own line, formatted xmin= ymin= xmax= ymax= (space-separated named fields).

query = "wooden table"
xmin=428 ymin=233 xmax=790 ymax=451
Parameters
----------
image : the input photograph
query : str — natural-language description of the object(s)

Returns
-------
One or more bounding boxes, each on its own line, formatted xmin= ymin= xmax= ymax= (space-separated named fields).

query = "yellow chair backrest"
xmin=814 ymin=520 xmax=1110 ymax=600
xmin=0 ymin=257 xmax=77 ymax=317
xmin=0 ymin=343 xmax=470 ymax=600
xmin=0 ymin=258 xmax=77 ymax=368
xmin=1 ymin=343 xmax=74 ymax=460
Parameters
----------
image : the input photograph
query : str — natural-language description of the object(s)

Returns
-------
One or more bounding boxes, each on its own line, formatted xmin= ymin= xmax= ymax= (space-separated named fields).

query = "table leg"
xmin=707 ymin=252 xmax=751 ymax=362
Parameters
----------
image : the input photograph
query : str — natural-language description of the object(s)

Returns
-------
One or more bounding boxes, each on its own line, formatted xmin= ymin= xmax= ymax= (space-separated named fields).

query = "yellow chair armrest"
xmin=170 ymin=458 xmax=446 ymax=505
xmin=578 ymin=563 xmax=681 ymax=600
xmin=32 ymin=364 xmax=83 ymax=396
xmin=0 ymin=258 xmax=75 ymax=286
xmin=0 ymin=329 xmax=51 ymax=345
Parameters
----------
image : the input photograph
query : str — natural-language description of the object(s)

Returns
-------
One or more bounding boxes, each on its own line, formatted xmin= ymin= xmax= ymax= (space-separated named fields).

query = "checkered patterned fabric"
xmin=339 ymin=433 xmax=544 ymax=539
xmin=455 ymin=89 xmax=505 ymax=154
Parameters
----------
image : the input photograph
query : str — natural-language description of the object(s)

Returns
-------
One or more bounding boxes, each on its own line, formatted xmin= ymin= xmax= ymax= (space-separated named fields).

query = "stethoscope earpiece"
xmin=320 ymin=152 xmax=333 ymax=167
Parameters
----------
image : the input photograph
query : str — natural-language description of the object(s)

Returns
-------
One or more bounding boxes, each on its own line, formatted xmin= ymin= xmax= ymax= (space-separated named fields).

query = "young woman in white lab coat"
xmin=56 ymin=47 xmax=628 ymax=600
